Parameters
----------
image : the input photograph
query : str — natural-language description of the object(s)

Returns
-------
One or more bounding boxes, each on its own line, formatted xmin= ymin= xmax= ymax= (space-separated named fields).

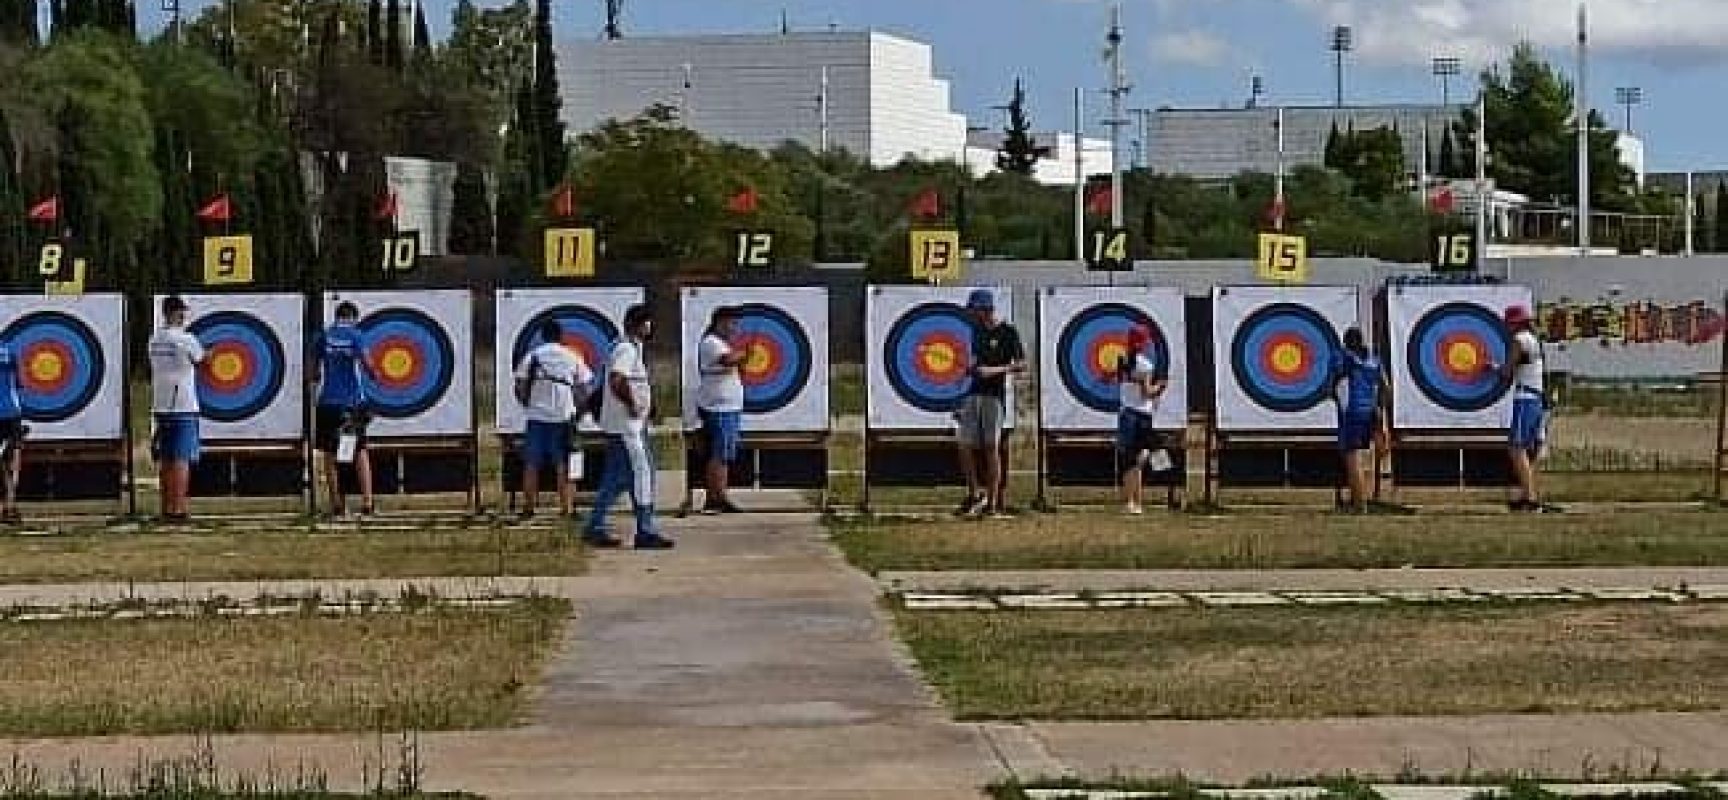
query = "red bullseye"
xmin=913 ymin=332 xmax=968 ymax=384
xmin=370 ymin=336 xmax=425 ymax=390
xmin=202 ymin=341 xmax=255 ymax=393
xmin=1086 ymin=333 xmax=1131 ymax=382
xmin=559 ymin=334 xmax=602 ymax=372
xmin=1437 ymin=333 xmax=1486 ymax=383
xmin=21 ymin=340 xmax=73 ymax=394
xmin=738 ymin=334 xmax=783 ymax=387
xmin=1259 ymin=333 xmax=1312 ymax=385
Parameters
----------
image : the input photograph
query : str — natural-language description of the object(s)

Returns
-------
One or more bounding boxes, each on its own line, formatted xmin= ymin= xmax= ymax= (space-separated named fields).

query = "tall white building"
xmin=558 ymin=31 xmax=968 ymax=167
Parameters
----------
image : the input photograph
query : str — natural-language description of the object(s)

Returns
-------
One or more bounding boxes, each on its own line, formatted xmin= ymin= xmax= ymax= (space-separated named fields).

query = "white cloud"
xmin=1151 ymin=29 xmax=1234 ymax=66
xmin=1294 ymin=0 xmax=1728 ymax=67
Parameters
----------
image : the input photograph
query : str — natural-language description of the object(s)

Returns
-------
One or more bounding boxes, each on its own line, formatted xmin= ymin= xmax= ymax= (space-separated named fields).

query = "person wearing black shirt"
xmin=955 ymin=289 xmax=1025 ymax=518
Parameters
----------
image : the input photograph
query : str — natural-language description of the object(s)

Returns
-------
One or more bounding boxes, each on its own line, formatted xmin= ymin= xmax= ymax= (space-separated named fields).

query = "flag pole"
xmin=1073 ymin=87 xmax=1085 ymax=266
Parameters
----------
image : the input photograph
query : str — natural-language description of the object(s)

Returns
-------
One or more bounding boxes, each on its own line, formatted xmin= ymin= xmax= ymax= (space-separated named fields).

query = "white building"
xmin=1148 ymin=104 xmax=1465 ymax=181
xmin=963 ymin=131 xmax=1115 ymax=186
xmin=558 ymin=31 xmax=968 ymax=167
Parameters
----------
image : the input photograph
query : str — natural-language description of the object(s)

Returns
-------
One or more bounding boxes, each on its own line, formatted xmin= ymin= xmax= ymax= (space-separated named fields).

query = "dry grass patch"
xmin=837 ymin=510 xmax=1728 ymax=572
xmin=897 ymin=603 xmax=1728 ymax=720
xmin=0 ymin=599 xmax=569 ymax=736
xmin=0 ymin=529 xmax=583 ymax=584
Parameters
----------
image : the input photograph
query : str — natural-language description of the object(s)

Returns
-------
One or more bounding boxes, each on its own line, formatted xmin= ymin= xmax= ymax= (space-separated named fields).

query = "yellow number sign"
xmin=44 ymin=259 xmax=86 ymax=296
xmin=910 ymin=229 xmax=963 ymax=283
xmin=1256 ymin=233 xmax=1308 ymax=283
xmin=37 ymin=242 xmax=65 ymax=278
xmin=203 ymin=235 xmax=255 ymax=285
xmin=545 ymin=227 xmax=596 ymax=278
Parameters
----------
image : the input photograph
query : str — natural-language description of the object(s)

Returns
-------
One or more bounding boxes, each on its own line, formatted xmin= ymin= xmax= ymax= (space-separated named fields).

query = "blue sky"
xmin=134 ymin=0 xmax=1727 ymax=171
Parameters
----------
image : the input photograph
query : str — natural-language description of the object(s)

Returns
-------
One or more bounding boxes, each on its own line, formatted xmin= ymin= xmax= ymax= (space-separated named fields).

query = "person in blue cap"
xmin=955 ymin=288 xmax=1024 ymax=518
xmin=1329 ymin=327 xmax=1389 ymax=513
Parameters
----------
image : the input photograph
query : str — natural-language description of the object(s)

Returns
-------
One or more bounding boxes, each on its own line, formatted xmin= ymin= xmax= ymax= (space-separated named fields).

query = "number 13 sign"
xmin=1256 ymin=233 xmax=1308 ymax=284
xmin=910 ymin=229 xmax=963 ymax=283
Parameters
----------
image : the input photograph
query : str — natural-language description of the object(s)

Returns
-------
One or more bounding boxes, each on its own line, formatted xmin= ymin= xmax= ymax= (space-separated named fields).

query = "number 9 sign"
xmin=1256 ymin=233 xmax=1308 ymax=284
xmin=202 ymin=235 xmax=255 ymax=286
xmin=910 ymin=229 xmax=963 ymax=283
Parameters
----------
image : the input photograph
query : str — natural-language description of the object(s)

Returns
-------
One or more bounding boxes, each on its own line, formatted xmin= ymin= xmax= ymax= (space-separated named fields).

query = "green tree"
xmin=447 ymin=162 xmax=492 ymax=254
xmin=1456 ymin=42 xmax=1632 ymax=207
xmin=1323 ymin=120 xmax=1341 ymax=169
xmin=995 ymin=77 xmax=1042 ymax=176
xmin=1331 ymin=126 xmax=1405 ymax=201
xmin=528 ymin=0 xmax=565 ymax=186
xmin=1715 ymin=183 xmax=1728 ymax=254
xmin=1437 ymin=126 xmax=1459 ymax=178
xmin=1695 ymin=190 xmax=1714 ymax=253
xmin=0 ymin=0 xmax=39 ymax=45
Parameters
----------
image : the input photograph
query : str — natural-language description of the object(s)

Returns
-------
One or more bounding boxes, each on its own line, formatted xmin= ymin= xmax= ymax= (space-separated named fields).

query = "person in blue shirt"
xmin=310 ymin=302 xmax=374 ymax=519
xmin=0 ymin=340 xmax=24 ymax=524
xmin=1330 ymin=327 xmax=1390 ymax=513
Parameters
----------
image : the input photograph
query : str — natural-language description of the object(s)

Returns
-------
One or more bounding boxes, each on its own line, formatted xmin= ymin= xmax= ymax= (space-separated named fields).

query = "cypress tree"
xmin=0 ymin=109 xmax=22 ymax=287
xmin=1323 ymin=120 xmax=1341 ymax=169
xmin=1438 ymin=126 xmax=1459 ymax=178
xmin=1714 ymin=183 xmax=1728 ymax=254
xmin=530 ymin=0 xmax=566 ymax=190
xmin=384 ymin=0 xmax=402 ymax=71
xmin=412 ymin=2 xmax=430 ymax=59
xmin=1694 ymin=191 xmax=1714 ymax=254
xmin=365 ymin=0 xmax=382 ymax=65
xmin=447 ymin=163 xmax=492 ymax=255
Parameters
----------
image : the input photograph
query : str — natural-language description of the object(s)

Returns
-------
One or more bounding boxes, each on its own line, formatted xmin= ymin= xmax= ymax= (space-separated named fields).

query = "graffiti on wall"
xmin=1538 ymin=300 xmax=1726 ymax=348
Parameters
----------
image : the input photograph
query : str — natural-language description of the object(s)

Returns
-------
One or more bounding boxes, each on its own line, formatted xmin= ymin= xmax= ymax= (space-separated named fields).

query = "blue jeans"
xmin=584 ymin=432 xmax=658 ymax=538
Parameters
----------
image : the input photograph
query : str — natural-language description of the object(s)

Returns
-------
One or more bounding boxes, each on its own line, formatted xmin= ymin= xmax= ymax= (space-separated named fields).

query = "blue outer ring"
xmin=1407 ymin=302 xmax=1514 ymax=412
xmin=883 ymin=303 xmax=977 ymax=414
xmin=189 ymin=311 xmax=286 ymax=423
xmin=732 ymin=303 xmax=813 ymax=415
xmin=1229 ymin=303 xmax=1340 ymax=414
xmin=1 ymin=312 xmax=104 ymax=424
xmin=1056 ymin=303 xmax=1168 ymax=414
xmin=357 ymin=307 xmax=455 ymax=419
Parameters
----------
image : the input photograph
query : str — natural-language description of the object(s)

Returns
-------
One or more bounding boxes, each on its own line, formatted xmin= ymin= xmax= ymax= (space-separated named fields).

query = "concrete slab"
xmin=880 ymin=568 xmax=1728 ymax=595
xmin=1372 ymin=786 xmax=1493 ymax=800
xmin=1190 ymin=592 xmax=1290 ymax=607
xmin=1376 ymin=589 xmax=1487 ymax=604
xmin=1577 ymin=589 xmax=1687 ymax=603
xmin=1279 ymin=591 xmax=1390 ymax=606
xmin=1538 ymin=784 xmax=1686 ymax=797
xmin=998 ymin=593 xmax=1094 ymax=610
xmin=1473 ymin=588 xmax=1584 ymax=602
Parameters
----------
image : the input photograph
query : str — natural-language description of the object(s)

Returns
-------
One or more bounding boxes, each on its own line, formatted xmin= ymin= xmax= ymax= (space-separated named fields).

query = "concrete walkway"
xmin=4 ymin=513 xmax=1002 ymax=799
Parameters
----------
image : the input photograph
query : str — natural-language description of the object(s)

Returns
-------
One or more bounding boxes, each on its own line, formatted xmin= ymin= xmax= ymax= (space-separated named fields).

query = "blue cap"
xmin=965 ymin=289 xmax=995 ymax=310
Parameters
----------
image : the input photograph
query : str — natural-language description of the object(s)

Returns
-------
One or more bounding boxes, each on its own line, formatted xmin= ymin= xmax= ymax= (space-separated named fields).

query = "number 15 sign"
xmin=1256 ymin=233 xmax=1308 ymax=284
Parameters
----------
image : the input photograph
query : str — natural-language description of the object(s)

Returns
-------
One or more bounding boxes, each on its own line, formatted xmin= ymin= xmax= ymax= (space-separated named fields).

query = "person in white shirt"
xmin=1114 ymin=324 xmax=1169 ymax=515
xmin=583 ymin=305 xmax=673 ymax=549
xmin=1490 ymin=305 xmax=1558 ymax=513
xmin=514 ymin=318 xmax=593 ymax=520
xmin=694 ymin=306 xmax=746 ymax=514
xmin=147 ymin=295 xmax=206 ymax=523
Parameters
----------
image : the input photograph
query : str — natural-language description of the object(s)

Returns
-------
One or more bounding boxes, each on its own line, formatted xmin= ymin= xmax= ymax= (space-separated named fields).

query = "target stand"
xmin=1380 ymin=282 xmax=1533 ymax=494
xmin=3 ymin=295 xmax=133 ymax=517
xmin=678 ymin=288 xmax=832 ymax=514
xmin=1205 ymin=286 xmax=1358 ymax=507
xmin=1035 ymin=287 xmax=1190 ymax=510
xmin=161 ymin=295 xmax=312 ymax=508
xmin=325 ymin=291 xmax=480 ymax=514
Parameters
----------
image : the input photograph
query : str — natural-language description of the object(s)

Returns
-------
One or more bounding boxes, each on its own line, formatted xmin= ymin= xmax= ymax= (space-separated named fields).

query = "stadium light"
xmin=1330 ymin=26 xmax=1353 ymax=107
xmin=1432 ymin=56 xmax=1461 ymax=107
xmin=1615 ymin=86 xmax=1643 ymax=133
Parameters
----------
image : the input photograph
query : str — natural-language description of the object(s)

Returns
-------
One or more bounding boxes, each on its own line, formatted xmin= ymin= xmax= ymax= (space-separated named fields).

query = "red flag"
xmin=26 ymin=196 xmax=58 ymax=224
xmin=726 ymin=186 xmax=760 ymax=215
xmin=1266 ymin=196 xmax=1287 ymax=229
xmin=548 ymin=183 xmax=577 ymax=219
xmin=908 ymin=187 xmax=941 ymax=220
xmin=1429 ymin=187 xmax=1456 ymax=215
xmin=195 ymin=193 xmax=232 ymax=224
xmin=374 ymin=190 xmax=399 ymax=222
xmin=1085 ymin=183 xmax=1113 ymax=217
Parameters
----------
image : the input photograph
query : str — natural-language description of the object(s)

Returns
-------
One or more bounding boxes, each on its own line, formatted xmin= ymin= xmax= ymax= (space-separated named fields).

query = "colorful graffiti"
xmin=1538 ymin=300 xmax=1727 ymax=347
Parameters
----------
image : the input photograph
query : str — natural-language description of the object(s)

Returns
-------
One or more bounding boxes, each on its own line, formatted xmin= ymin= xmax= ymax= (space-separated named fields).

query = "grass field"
xmin=896 ymin=603 xmax=1728 ymax=720
xmin=836 ymin=509 xmax=1728 ymax=572
xmin=0 ymin=598 xmax=568 ymax=737
xmin=0 ymin=528 xmax=583 ymax=585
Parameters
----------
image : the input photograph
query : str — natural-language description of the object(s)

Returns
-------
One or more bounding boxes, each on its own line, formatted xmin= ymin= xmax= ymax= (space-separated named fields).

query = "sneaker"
xmin=159 ymin=512 xmax=191 ymax=526
xmin=582 ymin=532 xmax=623 ymax=548
xmin=633 ymin=533 xmax=676 ymax=550
xmin=1508 ymin=499 xmax=1537 ymax=513
xmin=701 ymin=500 xmax=745 ymax=515
xmin=954 ymin=494 xmax=984 ymax=517
xmin=1124 ymin=502 xmax=1144 ymax=516
xmin=987 ymin=505 xmax=1017 ymax=519
xmin=1534 ymin=502 xmax=1565 ymax=514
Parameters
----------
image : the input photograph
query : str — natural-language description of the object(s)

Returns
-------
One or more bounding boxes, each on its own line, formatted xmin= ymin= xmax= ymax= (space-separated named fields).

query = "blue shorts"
xmin=152 ymin=413 xmax=200 ymax=464
xmin=1338 ymin=413 xmax=1376 ymax=452
xmin=700 ymin=409 xmax=742 ymax=465
xmin=1116 ymin=410 xmax=1160 ymax=456
xmin=520 ymin=420 xmax=573 ymax=471
xmin=1510 ymin=398 xmax=1546 ymax=453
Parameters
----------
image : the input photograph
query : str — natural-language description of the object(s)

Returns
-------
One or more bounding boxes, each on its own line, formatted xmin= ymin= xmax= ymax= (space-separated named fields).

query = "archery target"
xmin=155 ymin=294 xmax=304 ymax=440
xmin=680 ymin=287 xmax=828 ymax=432
xmin=1213 ymin=286 xmax=1358 ymax=431
xmin=0 ymin=294 xmax=123 ymax=441
xmin=325 ymin=290 xmax=472 ymax=438
xmin=1039 ymin=287 xmax=1188 ymax=432
xmin=867 ymin=286 xmax=1016 ymax=431
xmin=1388 ymin=284 xmax=1534 ymax=430
xmin=496 ymin=288 xmax=641 ymax=434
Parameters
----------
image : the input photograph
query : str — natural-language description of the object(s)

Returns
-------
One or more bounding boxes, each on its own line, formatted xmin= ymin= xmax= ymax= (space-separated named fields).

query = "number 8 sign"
xmin=910 ymin=229 xmax=963 ymax=283
xmin=1256 ymin=233 xmax=1308 ymax=284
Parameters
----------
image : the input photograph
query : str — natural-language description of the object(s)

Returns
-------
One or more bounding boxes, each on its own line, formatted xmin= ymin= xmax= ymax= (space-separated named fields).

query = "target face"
xmin=357 ymin=307 xmax=455 ymax=419
xmin=189 ymin=311 xmax=286 ymax=423
xmin=2 ymin=311 xmax=104 ymax=424
xmin=512 ymin=305 xmax=618 ymax=378
xmin=731 ymin=304 xmax=814 ymax=415
xmin=1230 ymin=303 xmax=1341 ymax=413
xmin=1406 ymin=302 xmax=1513 ymax=412
xmin=884 ymin=302 xmax=977 ymax=413
xmin=1057 ymin=303 xmax=1168 ymax=414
